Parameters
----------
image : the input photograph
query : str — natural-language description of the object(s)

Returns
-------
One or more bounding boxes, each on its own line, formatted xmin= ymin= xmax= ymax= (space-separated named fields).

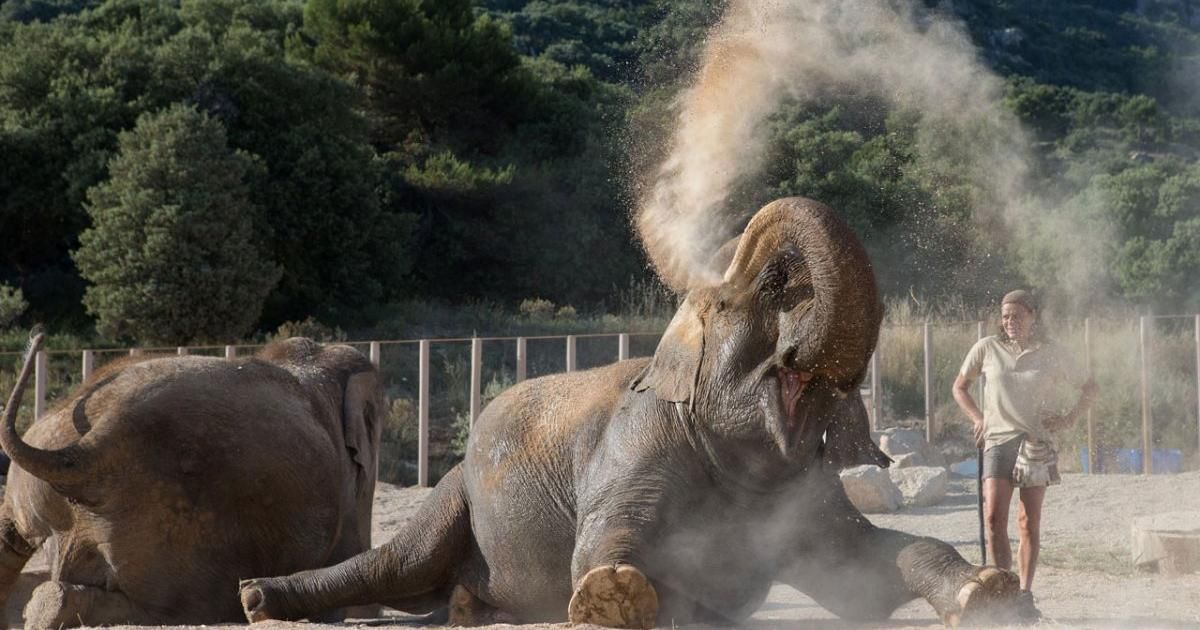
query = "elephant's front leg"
xmin=568 ymin=513 xmax=660 ymax=630
xmin=781 ymin=509 xmax=1019 ymax=626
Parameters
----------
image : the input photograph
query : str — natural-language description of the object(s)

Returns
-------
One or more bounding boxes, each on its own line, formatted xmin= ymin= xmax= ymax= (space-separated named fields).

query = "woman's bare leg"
xmin=983 ymin=478 xmax=1014 ymax=570
xmin=1016 ymin=486 xmax=1046 ymax=591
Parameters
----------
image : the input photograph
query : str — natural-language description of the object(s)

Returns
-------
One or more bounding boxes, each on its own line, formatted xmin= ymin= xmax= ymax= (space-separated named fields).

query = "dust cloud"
xmin=634 ymin=0 xmax=1112 ymax=308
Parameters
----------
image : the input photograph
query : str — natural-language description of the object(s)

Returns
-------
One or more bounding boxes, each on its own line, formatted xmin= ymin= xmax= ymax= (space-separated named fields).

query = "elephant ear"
xmin=822 ymin=390 xmax=891 ymax=469
xmin=342 ymin=370 xmax=382 ymax=477
xmin=633 ymin=297 xmax=705 ymax=403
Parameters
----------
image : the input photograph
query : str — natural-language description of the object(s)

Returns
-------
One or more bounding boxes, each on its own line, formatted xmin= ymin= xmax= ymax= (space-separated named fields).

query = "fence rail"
xmin=4 ymin=317 xmax=1200 ymax=485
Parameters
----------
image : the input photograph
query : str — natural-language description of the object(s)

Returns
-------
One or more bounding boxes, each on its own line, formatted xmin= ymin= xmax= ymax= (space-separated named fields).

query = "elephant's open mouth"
xmin=778 ymin=366 xmax=813 ymax=432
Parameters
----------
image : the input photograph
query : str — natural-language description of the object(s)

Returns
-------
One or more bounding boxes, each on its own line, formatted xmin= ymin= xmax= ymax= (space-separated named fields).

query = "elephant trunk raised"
xmin=722 ymin=197 xmax=881 ymax=391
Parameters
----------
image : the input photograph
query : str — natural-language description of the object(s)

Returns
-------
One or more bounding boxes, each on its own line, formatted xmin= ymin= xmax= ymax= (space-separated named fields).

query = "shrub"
xmin=0 ymin=284 xmax=27 ymax=330
xmin=270 ymin=317 xmax=346 ymax=343
xmin=554 ymin=305 xmax=577 ymax=320
xmin=519 ymin=297 xmax=555 ymax=319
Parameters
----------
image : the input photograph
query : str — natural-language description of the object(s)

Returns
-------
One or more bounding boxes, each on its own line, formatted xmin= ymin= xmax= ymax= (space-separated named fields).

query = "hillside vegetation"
xmin=0 ymin=0 xmax=1198 ymax=347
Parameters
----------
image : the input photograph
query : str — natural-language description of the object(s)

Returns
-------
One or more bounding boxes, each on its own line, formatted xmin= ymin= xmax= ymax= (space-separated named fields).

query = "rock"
xmin=890 ymin=466 xmax=949 ymax=507
xmin=840 ymin=465 xmax=902 ymax=513
xmin=879 ymin=429 xmax=925 ymax=458
xmin=891 ymin=451 xmax=926 ymax=468
xmin=1132 ymin=511 xmax=1200 ymax=575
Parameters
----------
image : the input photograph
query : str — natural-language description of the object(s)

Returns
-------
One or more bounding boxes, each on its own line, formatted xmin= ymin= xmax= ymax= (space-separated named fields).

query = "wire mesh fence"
xmin=1 ymin=319 xmax=1196 ymax=486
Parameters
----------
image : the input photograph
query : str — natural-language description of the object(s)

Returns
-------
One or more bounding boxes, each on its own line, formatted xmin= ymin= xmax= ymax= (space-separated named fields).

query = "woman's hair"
xmin=995 ymin=290 xmax=1050 ymax=343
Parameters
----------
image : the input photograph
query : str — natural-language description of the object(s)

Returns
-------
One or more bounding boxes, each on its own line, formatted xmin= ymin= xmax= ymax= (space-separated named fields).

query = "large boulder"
xmin=891 ymin=451 xmax=926 ymax=468
xmin=878 ymin=428 xmax=925 ymax=458
xmin=1132 ymin=511 xmax=1200 ymax=575
xmin=840 ymin=465 xmax=902 ymax=513
xmin=890 ymin=466 xmax=949 ymax=507
xmin=879 ymin=429 xmax=948 ymax=469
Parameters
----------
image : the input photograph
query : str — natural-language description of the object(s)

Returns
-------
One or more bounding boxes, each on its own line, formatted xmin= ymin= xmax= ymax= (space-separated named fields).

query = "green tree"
xmin=0 ymin=0 xmax=416 ymax=329
xmin=73 ymin=104 xmax=280 ymax=344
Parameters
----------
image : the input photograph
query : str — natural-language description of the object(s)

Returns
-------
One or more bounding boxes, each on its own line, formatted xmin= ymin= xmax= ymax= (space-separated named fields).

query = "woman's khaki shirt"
xmin=958 ymin=335 xmax=1080 ymax=448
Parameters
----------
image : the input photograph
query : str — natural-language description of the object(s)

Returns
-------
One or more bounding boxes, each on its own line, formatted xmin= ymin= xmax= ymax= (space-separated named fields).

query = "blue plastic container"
xmin=1078 ymin=447 xmax=1183 ymax=474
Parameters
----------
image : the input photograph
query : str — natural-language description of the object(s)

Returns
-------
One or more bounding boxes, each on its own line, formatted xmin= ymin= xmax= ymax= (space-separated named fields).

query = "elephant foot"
xmin=240 ymin=577 xmax=299 ymax=623
xmin=568 ymin=564 xmax=658 ymax=629
xmin=24 ymin=580 xmax=146 ymax=629
xmin=448 ymin=584 xmax=506 ymax=626
xmin=944 ymin=566 xmax=1021 ymax=627
xmin=25 ymin=581 xmax=84 ymax=630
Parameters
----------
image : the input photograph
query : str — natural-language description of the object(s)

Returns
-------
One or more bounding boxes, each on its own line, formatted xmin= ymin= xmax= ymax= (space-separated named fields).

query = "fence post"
xmin=470 ymin=337 xmax=482 ymax=426
xmin=176 ymin=347 xmax=188 ymax=356
xmin=1139 ymin=316 xmax=1152 ymax=475
xmin=129 ymin=348 xmax=142 ymax=357
xmin=81 ymin=350 xmax=94 ymax=381
xmin=516 ymin=337 xmax=527 ymax=382
xmin=34 ymin=350 xmax=47 ymax=420
xmin=1085 ymin=318 xmax=1095 ymax=474
xmin=869 ymin=349 xmax=880 ymax=431
xmin=418 ymin=339 xmax=430 ymax=488
xmin=566 ymin=336 xmax=577 ymax=372
xmin=976 ymin=320 xmax=986 ymax=398
xmin=369 ymin=341 xmax=381 ymax=368
xmin=924 ymin=322 xmax=934 ymax=441
xmin=224 ymin=345 xmax=237 ymax=359
xmin=618 ymin=333 xmax=630 ymax=362
xmin=1195 ymin=314 xmax=1199 ymax=460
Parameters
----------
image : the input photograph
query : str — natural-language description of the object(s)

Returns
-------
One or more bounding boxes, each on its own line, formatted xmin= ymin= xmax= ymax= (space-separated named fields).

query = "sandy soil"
xmin=8 ymin=472 xmax=1200 ymax=629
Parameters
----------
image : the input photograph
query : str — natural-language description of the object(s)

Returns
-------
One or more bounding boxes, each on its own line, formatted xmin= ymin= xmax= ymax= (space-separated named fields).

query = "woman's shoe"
xmin=1015 ymin=589 xmax=1042 ymax=623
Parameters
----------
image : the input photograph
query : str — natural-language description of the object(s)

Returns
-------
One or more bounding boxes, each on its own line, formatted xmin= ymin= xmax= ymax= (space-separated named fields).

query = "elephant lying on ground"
xmin=0 ymin=337 xmax=383 ymax=629
xmin=240 ymin=198 xmax=1021 ymax=627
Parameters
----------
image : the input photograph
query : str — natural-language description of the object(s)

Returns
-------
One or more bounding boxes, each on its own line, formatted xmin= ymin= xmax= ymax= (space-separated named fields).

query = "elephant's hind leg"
xmin=23 ymin=581 xmax=156 ymax=629
xmin=241 ymin=465 xmax=473 ymax=623
xmin=0 ymin=508 xmax=37 ymax=629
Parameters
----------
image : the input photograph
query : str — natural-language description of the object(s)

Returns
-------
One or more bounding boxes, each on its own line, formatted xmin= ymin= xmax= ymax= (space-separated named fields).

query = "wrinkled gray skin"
xmin=0 ymin=337 xmax=383 ymax=629
xmin=240 ymin=198 xmax=1018 ymax=627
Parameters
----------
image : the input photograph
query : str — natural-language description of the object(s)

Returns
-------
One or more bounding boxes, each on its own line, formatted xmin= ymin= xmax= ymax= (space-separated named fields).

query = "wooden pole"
xmin=418 ymin=339 xmax=430 ymax=487
xmin=1140 ymin=316 xmax=1152 ymax=475
xmin=369 ymin=341 xmax=381 ymax=368
xmin=975 ymin=320 xmax=986 ymax=564
xmin=1196 ymin=314 xmax=1200 ymax=460
xmin=869 ymin=349 xmax=880 ymax=431
xmin=618 ymin=333 xmax=630 ymax=362
xmin=924 ymin=322 xmax=934 ymax=441
xmin=566 ymin=336 xmax=577 ymax=372
xmin=470 ymin=338 xmax=482 ymax=427
xmin=516 ymin=337 xmax=527 ymax=382
xmin=34 ymin=350 xmax=47 ymax=420
xmin=1085 ymin=318 xmax=1095 ymax=474
xmin=224 ymin=345 xmax=237 ymax=359
xmin=81 ymin=350 xmax=94 ymax=381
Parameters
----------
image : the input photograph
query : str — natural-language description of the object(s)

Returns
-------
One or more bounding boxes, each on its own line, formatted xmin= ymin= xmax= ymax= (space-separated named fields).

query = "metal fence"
xmin=3 ymin=315 xmax=1198 ymax=485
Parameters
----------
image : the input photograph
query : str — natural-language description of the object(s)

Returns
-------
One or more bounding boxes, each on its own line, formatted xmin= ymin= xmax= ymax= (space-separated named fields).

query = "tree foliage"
xmin=74 ymin=104 xmax=280 ymax=344
xmin=2 ymin=0 xmax=1200 ymax=340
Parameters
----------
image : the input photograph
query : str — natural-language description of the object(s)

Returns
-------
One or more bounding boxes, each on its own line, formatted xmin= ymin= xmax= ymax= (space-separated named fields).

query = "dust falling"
xmin=634 ymin=0 xmax=1110 ymax=306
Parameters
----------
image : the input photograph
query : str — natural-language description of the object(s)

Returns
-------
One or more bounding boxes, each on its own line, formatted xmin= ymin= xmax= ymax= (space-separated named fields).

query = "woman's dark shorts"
xmin=982 ymin=436 xmax=1023 ymax=481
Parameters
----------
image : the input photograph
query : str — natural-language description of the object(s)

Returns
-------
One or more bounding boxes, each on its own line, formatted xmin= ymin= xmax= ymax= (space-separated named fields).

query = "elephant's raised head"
xmin=634 ymin=197 xmax=882 ymax=459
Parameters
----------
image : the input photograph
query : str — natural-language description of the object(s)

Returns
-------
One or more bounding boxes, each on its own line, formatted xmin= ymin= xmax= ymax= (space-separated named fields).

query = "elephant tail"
xmin=1 ymin=333 xmax=93 ymax=490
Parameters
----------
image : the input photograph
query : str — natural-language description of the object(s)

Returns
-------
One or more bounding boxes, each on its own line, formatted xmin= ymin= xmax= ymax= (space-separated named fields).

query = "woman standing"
xmin=951 ymin=290 xmax=1097 ymax=621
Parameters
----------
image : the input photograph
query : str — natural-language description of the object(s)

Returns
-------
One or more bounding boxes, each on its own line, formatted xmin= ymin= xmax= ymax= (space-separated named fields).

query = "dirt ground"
xmin=7 ymin=471 xmax=1200 ymax=629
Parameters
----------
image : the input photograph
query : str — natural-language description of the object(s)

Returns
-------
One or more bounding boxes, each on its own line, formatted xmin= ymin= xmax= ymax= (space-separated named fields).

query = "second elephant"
xmin=0 ymin=337 xmax=384 ymax=629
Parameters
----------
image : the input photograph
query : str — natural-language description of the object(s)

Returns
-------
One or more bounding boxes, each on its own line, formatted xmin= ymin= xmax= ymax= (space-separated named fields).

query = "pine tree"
xmin=73 ymin=104 xmax=280 ymax=344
